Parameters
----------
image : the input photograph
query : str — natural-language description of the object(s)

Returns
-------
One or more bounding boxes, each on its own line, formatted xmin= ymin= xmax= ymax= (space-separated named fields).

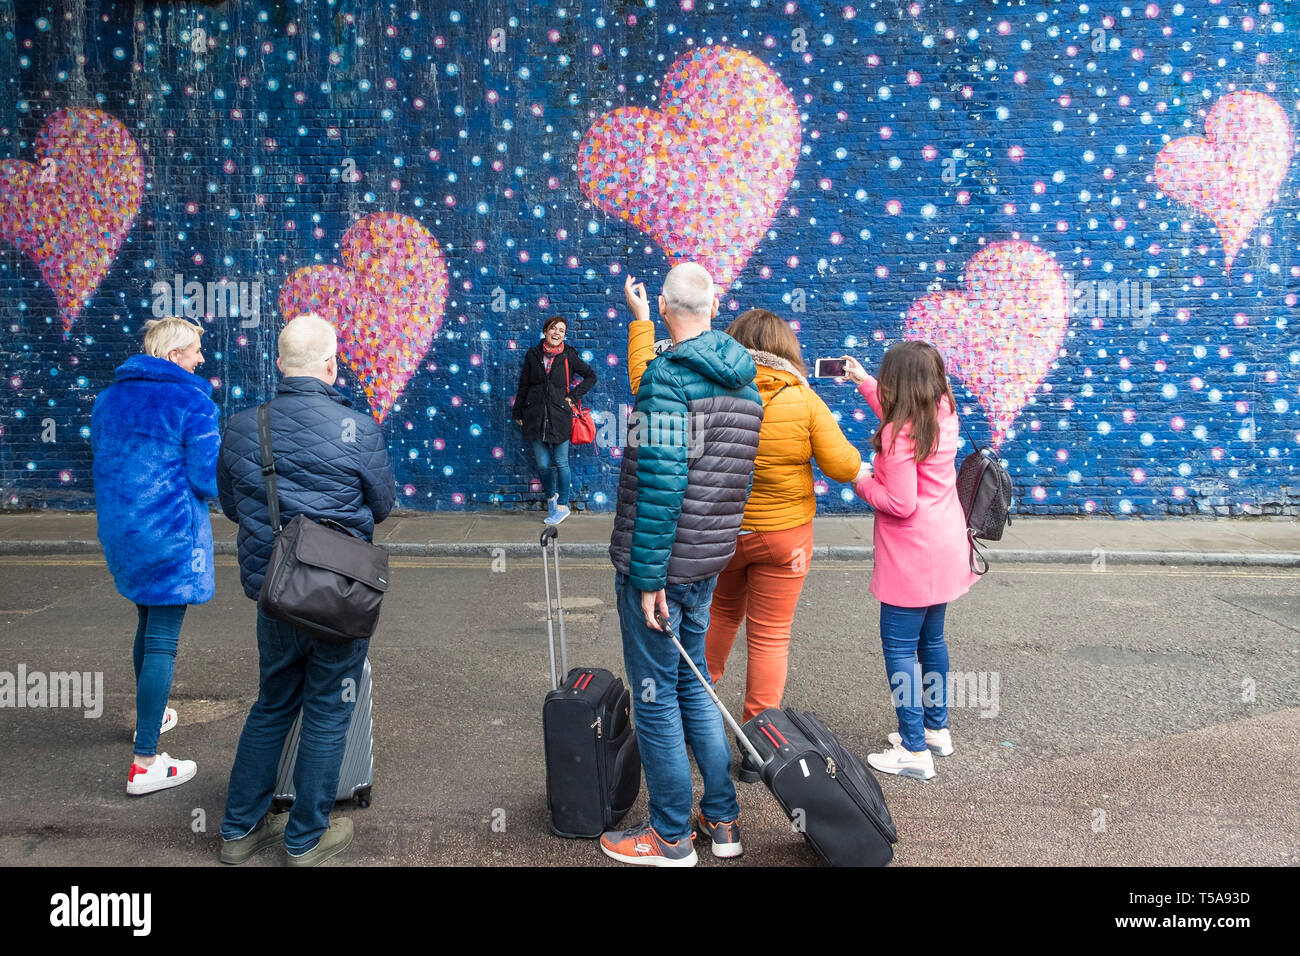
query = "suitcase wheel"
xmin=355 ymin=786 xmax=372 ymax=809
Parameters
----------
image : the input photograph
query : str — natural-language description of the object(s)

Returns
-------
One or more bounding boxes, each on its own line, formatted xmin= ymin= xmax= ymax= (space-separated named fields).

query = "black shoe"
xmin=738 ymin=754 xmax=762 ymax=784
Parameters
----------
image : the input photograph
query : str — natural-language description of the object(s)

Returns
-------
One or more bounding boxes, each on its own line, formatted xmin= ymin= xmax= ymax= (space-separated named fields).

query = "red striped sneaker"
xmin=132 ymin=706 xmax=177 ymax=745
xmin=126 ymin=753 xmax=196 ymax=796
xmin=599 ymin=821 xmax=697 ymax=867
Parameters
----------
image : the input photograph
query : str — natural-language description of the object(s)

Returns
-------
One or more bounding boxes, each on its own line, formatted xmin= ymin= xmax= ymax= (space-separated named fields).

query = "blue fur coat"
xmin=91 ymin=354 xmax=221 ymax=606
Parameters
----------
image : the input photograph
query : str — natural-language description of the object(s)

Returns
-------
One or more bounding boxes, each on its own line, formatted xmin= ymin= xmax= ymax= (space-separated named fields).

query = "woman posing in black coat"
xmin=513 ymin=316 xmax=597 ymax=524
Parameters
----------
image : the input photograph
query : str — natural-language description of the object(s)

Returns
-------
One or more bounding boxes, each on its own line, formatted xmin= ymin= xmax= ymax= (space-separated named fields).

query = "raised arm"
xmin=808 ymin=390 xmax=863 ymax=484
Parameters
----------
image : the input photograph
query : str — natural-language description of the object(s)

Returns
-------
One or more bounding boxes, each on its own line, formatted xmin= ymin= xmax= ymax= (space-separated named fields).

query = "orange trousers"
xmin=705 ymin=521 xmax=815 ymax=722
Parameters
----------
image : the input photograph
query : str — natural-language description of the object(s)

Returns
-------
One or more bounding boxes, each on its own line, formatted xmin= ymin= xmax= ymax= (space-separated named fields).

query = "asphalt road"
xmin=0 ymin=552 xmax=1296 ymax=867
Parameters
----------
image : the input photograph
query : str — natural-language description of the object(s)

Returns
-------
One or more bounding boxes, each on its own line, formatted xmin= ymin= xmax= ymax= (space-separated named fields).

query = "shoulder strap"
xmin=564 ymin=355 xmax=571 ymax=395
xmin=257 ymin=402 xmax=282 ymax=534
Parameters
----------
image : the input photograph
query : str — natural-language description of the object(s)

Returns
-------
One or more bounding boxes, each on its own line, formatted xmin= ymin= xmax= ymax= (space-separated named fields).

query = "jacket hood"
xmin=114 ymin=354 xmax=213 ymax=396
xmin=276 ymin=375 xmax=352 ymax=406
xmin=665 ymin=330 xmax=756 ymax=390
xmin=749 ymin=349 xmax=808 ymax=386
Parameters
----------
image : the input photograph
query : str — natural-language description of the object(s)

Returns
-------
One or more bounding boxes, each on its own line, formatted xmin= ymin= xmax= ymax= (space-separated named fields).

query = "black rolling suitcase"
xmin=540 ymin=527 xmax=641 ymax=838
xmin=658 ymin=613 xmax=898 ymax=866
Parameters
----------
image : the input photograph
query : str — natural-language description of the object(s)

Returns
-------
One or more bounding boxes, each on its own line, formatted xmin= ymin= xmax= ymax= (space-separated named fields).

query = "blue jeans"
xmin=221 ymin=611 xmax=369 ymax=853
xmin=614 ymin=572 xmax=739 ymax=842
xmin=879 ymin=602 xmax=950 ymax=753
xmin=531 ymin=439 xmax=571 ymax=504
xmin=132 ymin=604 xmax=187 ymax=757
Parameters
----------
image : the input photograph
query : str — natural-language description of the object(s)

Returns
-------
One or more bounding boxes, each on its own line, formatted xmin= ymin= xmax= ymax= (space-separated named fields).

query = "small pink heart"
xmin=578 ymin=46 xmax=800 ymax=290
xmin=278 ymin=213 xmax=448 ymax=424
xmin=905 ymin=240 xmax=1069 ymax=448
xmin=1155 ymin=91 xmax=1293 ymax=269
xmin=0 ymin=108 xmax=144 ymax=335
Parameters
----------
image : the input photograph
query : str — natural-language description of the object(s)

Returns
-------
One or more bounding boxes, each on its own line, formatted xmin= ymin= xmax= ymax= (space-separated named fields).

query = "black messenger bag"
xmin=256 ymin=402 xmax=390 ymax=643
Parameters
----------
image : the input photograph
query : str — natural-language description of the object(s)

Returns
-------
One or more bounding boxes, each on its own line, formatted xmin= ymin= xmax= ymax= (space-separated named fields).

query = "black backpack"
xmin=955 ymin=426 xmax=1013 ymax=575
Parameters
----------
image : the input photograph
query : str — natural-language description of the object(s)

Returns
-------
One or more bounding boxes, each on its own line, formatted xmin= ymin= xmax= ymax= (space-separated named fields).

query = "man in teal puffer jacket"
xmin=603 ymin=263 xmax=762 ymax=866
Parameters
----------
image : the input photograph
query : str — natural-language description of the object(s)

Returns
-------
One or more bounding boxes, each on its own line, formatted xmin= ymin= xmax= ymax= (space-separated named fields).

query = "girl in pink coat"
xmin=842 ymin=343 xmax=979 ymax=780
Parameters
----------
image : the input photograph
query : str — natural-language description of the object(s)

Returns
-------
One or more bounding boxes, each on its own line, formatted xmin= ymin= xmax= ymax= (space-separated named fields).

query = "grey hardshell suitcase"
xmin=271 ymin=657 xmax=374 ymax=811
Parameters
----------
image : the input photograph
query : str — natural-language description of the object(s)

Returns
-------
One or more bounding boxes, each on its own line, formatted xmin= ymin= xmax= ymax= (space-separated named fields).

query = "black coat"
xmin=513 ymin=343 xmax=597 ymax=444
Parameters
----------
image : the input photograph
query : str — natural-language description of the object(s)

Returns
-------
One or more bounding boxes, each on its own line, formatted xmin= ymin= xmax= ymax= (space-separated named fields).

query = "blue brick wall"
xmin=0 ymin=0 xmax=1297 ymax=516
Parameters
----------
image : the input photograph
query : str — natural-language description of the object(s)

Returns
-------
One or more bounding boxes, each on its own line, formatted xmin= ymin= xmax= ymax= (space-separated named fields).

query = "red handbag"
xmin=564 ymin=356 xmax=596 ymax=445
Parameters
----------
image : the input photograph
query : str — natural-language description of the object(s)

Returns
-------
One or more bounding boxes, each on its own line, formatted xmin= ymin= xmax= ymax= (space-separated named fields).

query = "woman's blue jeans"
xmin=879 ymin=602 xmax=950 ymax=753
xmin=531 ymin=439 xmax=571 ymax=504
xmin=132 ymin=604 xmax=187 ymax=757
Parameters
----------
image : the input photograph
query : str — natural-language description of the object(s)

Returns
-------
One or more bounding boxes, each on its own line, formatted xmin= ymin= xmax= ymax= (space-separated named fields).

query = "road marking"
xmin=1 ymin=555 xmax=1298 ymax=579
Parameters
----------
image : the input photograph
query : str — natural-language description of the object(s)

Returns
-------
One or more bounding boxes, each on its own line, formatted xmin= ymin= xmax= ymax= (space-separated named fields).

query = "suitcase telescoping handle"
xmin=656 ymin=611 xmax=766 ymax=768
xmin=540 ymin=527 xmax=568 ymax=692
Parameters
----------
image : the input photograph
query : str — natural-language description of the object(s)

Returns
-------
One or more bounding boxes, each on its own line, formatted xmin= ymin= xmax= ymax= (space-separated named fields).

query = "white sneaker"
xmin=888 ymin=727 xmax=953 ymax=756
xmin=541 ymin=494 xmax=559 ymax=525
xmin=132 ymin=706 xmax=177 ymax=745
xmin=126 ymin=752 xmax=197 ymax=796
xmin=545 ymin=503 xmax=571 ymax=526
xmin=867 ymin=743 xmax=936 ymax=780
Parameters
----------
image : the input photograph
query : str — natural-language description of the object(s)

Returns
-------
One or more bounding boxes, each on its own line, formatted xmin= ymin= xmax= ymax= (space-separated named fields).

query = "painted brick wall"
xmin=1 ymin=0 xmax=1297 ymax=516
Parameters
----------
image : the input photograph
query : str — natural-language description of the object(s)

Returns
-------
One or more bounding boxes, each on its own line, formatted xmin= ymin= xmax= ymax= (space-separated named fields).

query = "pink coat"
xmin=853 ymin=376 xmax=979 ymax=608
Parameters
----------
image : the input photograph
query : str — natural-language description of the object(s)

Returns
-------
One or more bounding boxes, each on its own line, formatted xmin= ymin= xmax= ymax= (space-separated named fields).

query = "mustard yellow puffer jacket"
xmin=628 ymin=320 xmax=862 ymax=531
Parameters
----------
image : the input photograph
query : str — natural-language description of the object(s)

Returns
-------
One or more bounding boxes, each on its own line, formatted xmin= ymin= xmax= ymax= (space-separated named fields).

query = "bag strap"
xmin=257 ymin=402 xmax=282 ymax=534
xmin=563 ymin=355 xmax=570 ymax=396
xmin=968 ymin=530 xmax=989 ymax=576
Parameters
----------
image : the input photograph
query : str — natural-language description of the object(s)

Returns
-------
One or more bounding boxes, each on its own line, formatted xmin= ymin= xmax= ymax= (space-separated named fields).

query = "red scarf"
xmin=542 ymin=340 xmax=564 ymax=373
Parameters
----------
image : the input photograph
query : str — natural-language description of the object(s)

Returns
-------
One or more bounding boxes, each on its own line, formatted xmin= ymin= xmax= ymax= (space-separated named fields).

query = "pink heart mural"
xmin=278 ymin=212 xmax=448 ymax=424
xmin=577 ymin=46 xmax=800 ymax=290
xmin=905 ymin=240 xmax=1069 ymax=448
xmin=1155 ymin=91 xmax=1293 ymax=270
xmin=0 ymin=108 xmax=144 ymax=335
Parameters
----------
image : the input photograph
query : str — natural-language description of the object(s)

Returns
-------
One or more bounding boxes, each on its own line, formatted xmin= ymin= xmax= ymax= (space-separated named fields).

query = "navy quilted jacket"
xmin=218 ymin=377 xmax=396 ymax=600
xmin=91 ymin=355 xmax=221 ymax=606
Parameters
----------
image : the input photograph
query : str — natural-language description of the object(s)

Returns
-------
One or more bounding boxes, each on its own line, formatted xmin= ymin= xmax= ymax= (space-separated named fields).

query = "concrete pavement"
xmin=0 ymin=534 xmax=1296 ymax=867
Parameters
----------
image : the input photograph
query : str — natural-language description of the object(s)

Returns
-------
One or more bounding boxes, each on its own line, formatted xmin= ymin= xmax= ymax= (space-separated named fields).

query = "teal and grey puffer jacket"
xmin=609 ymin=330 xmax=762 ymax=592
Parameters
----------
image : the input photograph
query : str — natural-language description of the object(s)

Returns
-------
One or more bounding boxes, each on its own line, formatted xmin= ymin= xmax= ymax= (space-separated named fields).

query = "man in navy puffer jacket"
xmin=216 ymin=313 xmax=395 ymax=867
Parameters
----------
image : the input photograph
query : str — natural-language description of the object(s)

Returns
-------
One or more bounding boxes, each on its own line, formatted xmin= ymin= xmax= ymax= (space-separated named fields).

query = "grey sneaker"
xmin=220 ymin=813 xmax=287 ymax=865
xmin=286 ymin=817 xmax=355 ymax=867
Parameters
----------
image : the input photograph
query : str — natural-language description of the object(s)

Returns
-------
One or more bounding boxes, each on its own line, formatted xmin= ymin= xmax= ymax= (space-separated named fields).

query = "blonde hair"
xmin=143 ymin=317 xmax=203 ymax=359
xmin=278 ymin=313 xmax=338 ymax=375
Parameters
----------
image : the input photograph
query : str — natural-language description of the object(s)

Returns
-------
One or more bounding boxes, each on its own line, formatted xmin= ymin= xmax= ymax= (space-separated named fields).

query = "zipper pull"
xmin=826 ymin=757 xmax=837 ymax=778
xmin=591 ymin=716 xmax=602 ymax=738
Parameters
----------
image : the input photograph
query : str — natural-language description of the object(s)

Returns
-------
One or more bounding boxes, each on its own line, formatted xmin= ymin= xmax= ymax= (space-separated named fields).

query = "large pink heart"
xmin=577 ymin=46 xmax=800 ymax=290
xmin=0 ymin=108 xmax=143 ymax=335
xmin=905 ymin=241 xmax=1069 ymax=448
xmin=1155 ymin=91 xmax=1293 ymax=270
xmin=278 ymin=213 xmax=448 ymax=424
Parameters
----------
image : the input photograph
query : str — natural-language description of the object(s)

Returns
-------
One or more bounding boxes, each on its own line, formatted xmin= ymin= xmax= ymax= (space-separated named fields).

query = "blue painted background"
xmin=1 ymin=0 xmax=1297 ymax=515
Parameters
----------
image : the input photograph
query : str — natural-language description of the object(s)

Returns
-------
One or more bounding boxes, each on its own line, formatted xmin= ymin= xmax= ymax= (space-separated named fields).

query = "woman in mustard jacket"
xmin=624 ymin=281 xmax=865 ymax=781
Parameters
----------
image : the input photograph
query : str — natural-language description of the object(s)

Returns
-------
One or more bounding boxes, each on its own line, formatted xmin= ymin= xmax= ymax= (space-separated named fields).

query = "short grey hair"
xmin=278 ymin=313 xmax=337 ymax=375
xmin=661 ymin=262 xmax=715 ymax=317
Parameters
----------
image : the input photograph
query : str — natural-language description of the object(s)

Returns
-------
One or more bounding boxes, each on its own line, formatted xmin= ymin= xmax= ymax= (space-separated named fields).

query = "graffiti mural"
xmin=0 ymin=0 xmax=1297 ymax=516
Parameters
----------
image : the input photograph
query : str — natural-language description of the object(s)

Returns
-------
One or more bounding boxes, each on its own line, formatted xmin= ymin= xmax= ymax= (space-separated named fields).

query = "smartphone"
xmin=814 ymin=358 xmax=846 ymax=378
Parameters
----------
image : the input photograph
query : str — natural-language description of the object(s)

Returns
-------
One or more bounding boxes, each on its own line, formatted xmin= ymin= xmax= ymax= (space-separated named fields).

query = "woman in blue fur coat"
xmin=91 ymin=317 xmax=220 ymax=796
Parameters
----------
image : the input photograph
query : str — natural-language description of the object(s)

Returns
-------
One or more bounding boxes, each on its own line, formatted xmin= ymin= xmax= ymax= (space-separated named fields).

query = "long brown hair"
xmin=725 ymin=309 xmax=807 ymax=376
xmin=871 ymin=340 xmax=957 ymax=462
